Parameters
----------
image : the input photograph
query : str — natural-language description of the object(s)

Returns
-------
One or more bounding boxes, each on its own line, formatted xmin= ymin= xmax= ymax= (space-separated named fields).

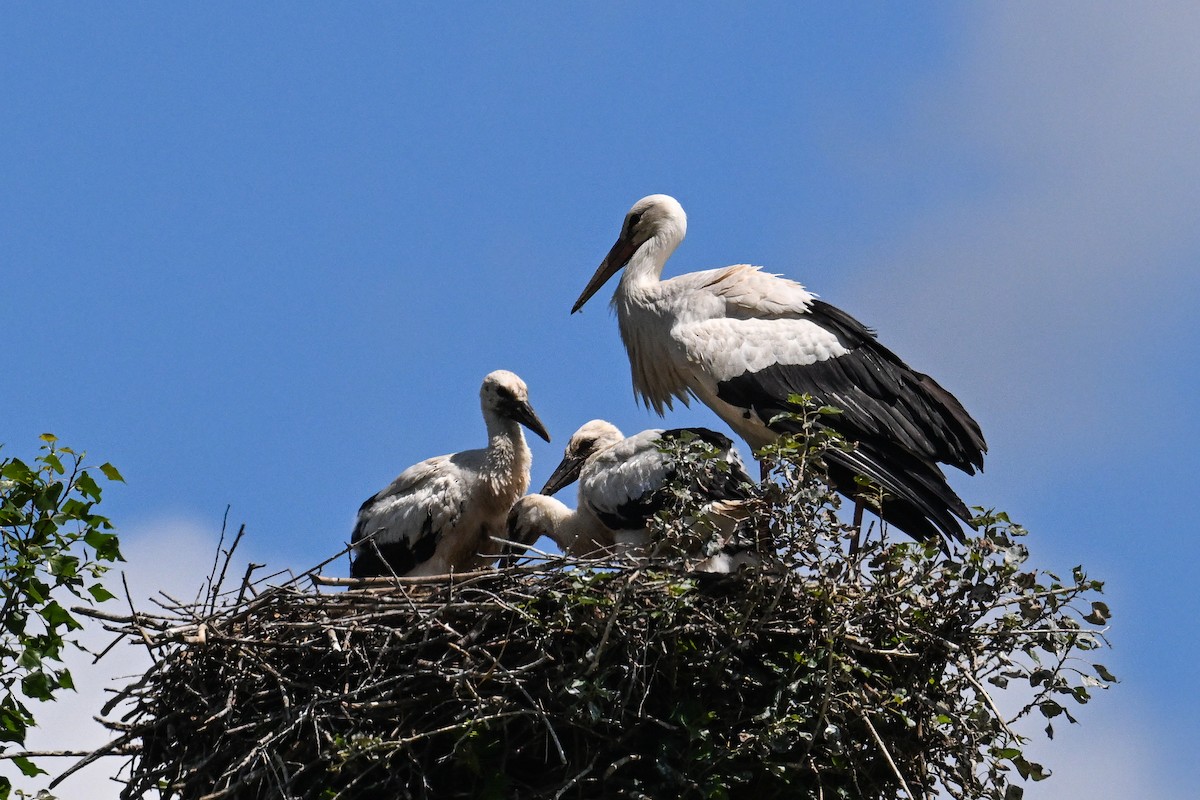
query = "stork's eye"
xmin=627 ymin=211 xmax=644 ymax=232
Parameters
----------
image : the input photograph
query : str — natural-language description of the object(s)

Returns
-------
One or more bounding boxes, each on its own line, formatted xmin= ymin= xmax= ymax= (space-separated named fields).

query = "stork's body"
xmin=573 ymin=195 xmax=987 ymax=543
xmin=524 ymin=420 xmax=757 ymax=566
xmin=507 ymin=492 xmax=754 ymax=573
xmin=505 ymin=494 xmax=616 ymax=560
xmin=350 ymin=370 xmax=551 ymax=578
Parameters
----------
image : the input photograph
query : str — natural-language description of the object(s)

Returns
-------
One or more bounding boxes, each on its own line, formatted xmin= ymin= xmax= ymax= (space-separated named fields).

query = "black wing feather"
xmin=714 ymin=300 xmax=986 ymax=543
xmin=350 ymin=510 xmax=440 ymax=578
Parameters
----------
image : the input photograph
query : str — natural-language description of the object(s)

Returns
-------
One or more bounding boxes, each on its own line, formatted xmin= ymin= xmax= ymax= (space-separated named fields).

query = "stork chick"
xmin=505 ymin=493 xmax=756 ymax=574
xmin=520 ymin=420 xmax=758 ymax=570
xmin=350 ymin=370 xmax=551 ymax=578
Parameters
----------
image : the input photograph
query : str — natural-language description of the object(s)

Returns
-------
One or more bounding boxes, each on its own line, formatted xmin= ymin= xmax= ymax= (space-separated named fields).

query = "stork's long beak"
xmin=541 ymin=452 xmax=586 ymax=496
xmin=571 ymin=233 xmax=639 ymax=314
xmin=509 ymin=400 xmax=552 ymax=443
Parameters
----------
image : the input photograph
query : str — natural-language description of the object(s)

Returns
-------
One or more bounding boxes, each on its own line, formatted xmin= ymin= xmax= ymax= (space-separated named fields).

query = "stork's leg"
xmin=751 ymin=459 xmax=771 ymax=555
xmin=850 ymin=501 xmax=864 ymax=556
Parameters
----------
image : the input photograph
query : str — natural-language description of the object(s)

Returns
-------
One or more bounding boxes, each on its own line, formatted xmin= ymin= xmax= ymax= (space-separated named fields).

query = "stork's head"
xmin=480 ymin=370 xmax=551 ymax=442
xmin=499 ymin=494 xmax=574 ymax=568
xmin=572 ymin=194 xmax=688 ymax=314
xmin=541 ymin=419 xmax=624 ymax=495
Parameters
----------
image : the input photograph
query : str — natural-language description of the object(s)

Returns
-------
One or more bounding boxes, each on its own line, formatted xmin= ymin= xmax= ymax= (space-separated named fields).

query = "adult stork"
xmin=571 ymin=195 xmax=986 ymax=543
xmin=505 ymin=419 xmax=758 ymax=570
xmin=349 ymin=370 xmax=551 ymax=578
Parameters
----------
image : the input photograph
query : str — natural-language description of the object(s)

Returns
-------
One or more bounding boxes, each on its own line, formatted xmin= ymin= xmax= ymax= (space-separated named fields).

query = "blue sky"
xmin=4 ymin=5 xmax=1196 ymax=797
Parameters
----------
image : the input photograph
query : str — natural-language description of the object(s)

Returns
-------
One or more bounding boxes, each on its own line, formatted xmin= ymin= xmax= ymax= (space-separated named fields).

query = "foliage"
xmin=0 ymin=435 xmax=124 ymax=798
xmin=642 ymin=399 xmax=1114 ymax=799
xmin=89 ymin=406 xmax=1110 ymax=799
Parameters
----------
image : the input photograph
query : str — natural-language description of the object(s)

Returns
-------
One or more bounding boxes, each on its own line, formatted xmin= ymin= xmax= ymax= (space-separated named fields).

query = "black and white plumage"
xmin=509 ymin=419 xmax=757 ymax=569
xmin=349 ymin=370 xmax=551 ymax=578
xmin=572 ymin=195 xmax=987 ymax=543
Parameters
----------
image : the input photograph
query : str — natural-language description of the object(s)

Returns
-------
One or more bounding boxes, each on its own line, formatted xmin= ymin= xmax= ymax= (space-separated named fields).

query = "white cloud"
xmin=847 ymin=6 xmax=1198 ymax=798
xmin=847 ymin=3 xmax=1200 ymax=452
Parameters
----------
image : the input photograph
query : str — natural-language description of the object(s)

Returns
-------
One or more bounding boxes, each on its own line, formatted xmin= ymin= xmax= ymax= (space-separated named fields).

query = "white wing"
xmin=350 ymin=453 xmax=470 ymax=576
xmin=701 ymin=264 xmax=815 ymax=318
xmin=579 ymin=430 xmax=673 ymax=530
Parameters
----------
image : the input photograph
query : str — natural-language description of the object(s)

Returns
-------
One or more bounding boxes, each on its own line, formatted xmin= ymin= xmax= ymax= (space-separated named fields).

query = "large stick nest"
xmin=104 ymin=563 xmax=941 ymax=800
xmin=76 ymin=433 xmax=1111 ymax=800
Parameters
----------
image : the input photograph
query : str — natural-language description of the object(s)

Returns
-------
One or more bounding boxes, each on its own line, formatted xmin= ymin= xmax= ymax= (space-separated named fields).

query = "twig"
xmin=965 ymin=671 xmax=1021 ymax=741
xmin=0 ymin=749 xmax=99 ymax=759
xmin=48 ymin=731 xmax=138 ymax=789
xmin=210 ymin=523 xmax=247 ymax=609
xmin=312 ymin=568 xmax=501 ymax=586
xmin=859 ymin=710 xmax=919 ymax=800
xmin=236 ymin=560 xmax=265 ymax=605
xmin=120 ymin=573 xmax=158 ymax=665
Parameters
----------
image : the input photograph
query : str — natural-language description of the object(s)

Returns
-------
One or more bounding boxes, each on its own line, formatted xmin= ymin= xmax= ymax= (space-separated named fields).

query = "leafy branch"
xmin=0 ymin=435 xmax=124 ymax=798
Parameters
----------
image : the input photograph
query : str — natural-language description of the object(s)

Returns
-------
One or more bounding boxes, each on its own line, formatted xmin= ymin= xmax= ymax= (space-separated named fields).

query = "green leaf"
xmin=88 ymin=583 xmax=118 ymax=603
xmin=83 ymin=529 xmax=121 ymax=561
xmin=0 ymin=704 xmax=30 ymax=740
xmin=4 ymin=611 xmax=28 ymax=636
xmin=12 ymin=754 xmax=47 ymax=778
xmin=1083 ymin=601 xmax=1111 ymax=625
xmin=1 ymin=458 xmax=34 ymax=483
xmin=1038 ymin=701 xmax=1063 ymax=718
xmin=38 ymin=433 xmax=58 ymax=444
xmin=1011 ymin=754 xmax=1050 ymax=781
xmin=39 ymin=601 xmax=79 ymax=631
xmin=99 ymin=462 xmax=125 ymax=482
xmin=18 ymin=648 xmax=42 ymax=670
xmin=42 ymin=452 xmax=65 ymax=475
xmin=1094 ymin=663 xmax=1118 ymax=683
xmin=21 ymin=670 xmax=53 ymax=701
xmin=75 ymin=472 xmax=102 ymax=501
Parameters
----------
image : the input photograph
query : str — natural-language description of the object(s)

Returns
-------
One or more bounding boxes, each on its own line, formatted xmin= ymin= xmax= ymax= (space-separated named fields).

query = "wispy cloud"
xmin=848 ymin=6 xmax=1198 ymax=798
xmin=849 ymin=3 xmax=1200 ymax=450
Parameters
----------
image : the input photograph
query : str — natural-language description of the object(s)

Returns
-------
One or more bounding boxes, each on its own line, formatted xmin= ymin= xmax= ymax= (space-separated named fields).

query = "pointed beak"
xmin=571 ymin=233 xmax=639 ymax=314
xmin=541 ymin=452 xmax=586 ymax=496
xmin=509 ymin=400 xmax=552 ymax=443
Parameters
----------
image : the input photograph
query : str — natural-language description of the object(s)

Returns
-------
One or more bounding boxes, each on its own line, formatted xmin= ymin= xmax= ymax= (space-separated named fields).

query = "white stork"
xmin=571 ymin=195 xmax=987 ymax=543
xmin=503 ymin=420 xmax=758 ymax=570
xmin=506 ymin=494 xmax=757 ymax=574
xmin=350 ymin=370 xmax=551 ymax=578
